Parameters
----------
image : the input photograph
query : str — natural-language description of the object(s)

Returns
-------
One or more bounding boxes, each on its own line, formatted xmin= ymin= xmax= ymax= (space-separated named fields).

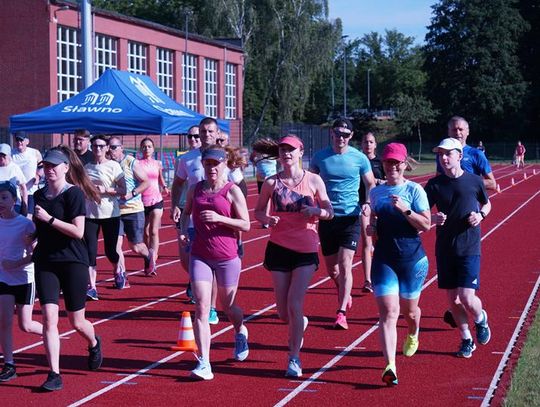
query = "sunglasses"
xmin=333 ymin=131 xmax=352 ymax=139
xmin=91 ymin=144 xmax=107 ymax=149
xmin=187 ymin=134 xmax=200 ymax=139
xmin=109 ymin=145 xmax=122 ymax=150
xmin=216 ymin=138 xmax=226 ymax=143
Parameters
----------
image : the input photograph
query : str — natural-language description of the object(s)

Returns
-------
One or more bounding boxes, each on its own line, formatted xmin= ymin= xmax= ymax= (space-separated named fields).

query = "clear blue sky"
xmin=328 ymin=0 xmax=435 ymax=44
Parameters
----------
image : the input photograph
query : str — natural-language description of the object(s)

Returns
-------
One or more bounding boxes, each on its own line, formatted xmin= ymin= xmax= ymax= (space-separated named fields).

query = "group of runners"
xmin=0 ymin=114 xmax=497 ymax=389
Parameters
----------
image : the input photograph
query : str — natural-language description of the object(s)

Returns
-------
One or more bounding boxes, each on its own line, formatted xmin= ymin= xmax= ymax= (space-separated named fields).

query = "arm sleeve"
xmin=65 ymin=187 xmax=87 ymax=221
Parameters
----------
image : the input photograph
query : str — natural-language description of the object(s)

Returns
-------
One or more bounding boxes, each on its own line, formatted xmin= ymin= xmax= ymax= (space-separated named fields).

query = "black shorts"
xmin=0 ymin=282 xmax=36 ymax=305
xmin=318 ymin=216 xmax=361 ymax=256
xmin=437 ymin=255 xmax=481 ymax=290
xmin=120 ymin=211 xmax=145 ymax=244
xmin=144 ymin=200 xmax=164 ymax=216
xmin=263 ymin=241 xmax=319 ymax=273
xmin=35 ymin=262 xmax=89 ymax=312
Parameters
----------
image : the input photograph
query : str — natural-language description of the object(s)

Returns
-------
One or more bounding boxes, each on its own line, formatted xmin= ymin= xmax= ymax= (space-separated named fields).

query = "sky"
xmin=328 ymin=0 xmax=435 ymax=44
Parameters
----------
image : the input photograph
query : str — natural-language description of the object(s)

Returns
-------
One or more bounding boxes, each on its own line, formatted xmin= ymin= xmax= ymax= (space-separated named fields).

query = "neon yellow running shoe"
xmin=382 ymin=362 xmax=398 ymax=386
xmin=403 ymin=334 xmax=419 ymax=357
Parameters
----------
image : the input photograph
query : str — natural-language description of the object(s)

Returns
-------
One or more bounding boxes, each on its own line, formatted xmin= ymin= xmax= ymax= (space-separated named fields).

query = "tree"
xmin=393 ymin=94 xmax=438 ymax=160
xmin=424 ymin=0 xmax=528 ymax=139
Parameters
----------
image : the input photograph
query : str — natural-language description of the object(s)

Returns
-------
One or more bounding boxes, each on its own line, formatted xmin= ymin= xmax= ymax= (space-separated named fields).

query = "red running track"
xmin=2 ymin=164 xmax=539 ymax=406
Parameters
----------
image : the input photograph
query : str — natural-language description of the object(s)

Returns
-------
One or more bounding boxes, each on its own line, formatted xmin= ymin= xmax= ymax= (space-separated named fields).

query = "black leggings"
xmin=85 ymin=217 xmax=120 ymax=267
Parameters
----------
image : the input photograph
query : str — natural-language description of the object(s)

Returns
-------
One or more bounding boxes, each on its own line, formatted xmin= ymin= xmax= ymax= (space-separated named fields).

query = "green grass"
xmin=503 ymin=307 xmax=540 ymax=406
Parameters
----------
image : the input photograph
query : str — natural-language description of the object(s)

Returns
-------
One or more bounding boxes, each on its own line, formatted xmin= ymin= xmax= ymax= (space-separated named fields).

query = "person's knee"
xmin=381 ymin=304 xmax=400 ymax=322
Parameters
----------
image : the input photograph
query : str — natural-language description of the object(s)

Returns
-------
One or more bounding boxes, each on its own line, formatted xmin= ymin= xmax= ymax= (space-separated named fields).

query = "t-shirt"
xmin=310 ymin=146 xmax=372 ymax=216
xmin=118 ymin=155 xmax=143 ymax=215
xmin=85 ymin=160 xmax=123 ymax=218
xmin=370 ymin=180 xmax=429 ymax=262
xmin=0 ymin=162 xmax=27 ymax=205
xmin=436 ymin=144 xmax=492 ymax=176
xmin=77 ymin=149 xmax=95 ymax=166
xmin=32 ymin=186 xmax=89 ymax=266
xmin=359 ymin=155 xmax=384 ymax=205
xmin=424 ymin=172 xmax=489 ymax=257
xmin=0 ymin=215 xmax=35 ymax=285
xmin=12 ymin=147 xmax=40 ymax=195
xmin=176 ymin=148 xmax=204 ymax=187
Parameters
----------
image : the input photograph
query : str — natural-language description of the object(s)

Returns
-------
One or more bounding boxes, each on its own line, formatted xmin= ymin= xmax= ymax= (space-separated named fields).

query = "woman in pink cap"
xmin=254 ymin=135 xmax=334 ymax=378
xmin=367 ymin=142 xmax=431 ymax=386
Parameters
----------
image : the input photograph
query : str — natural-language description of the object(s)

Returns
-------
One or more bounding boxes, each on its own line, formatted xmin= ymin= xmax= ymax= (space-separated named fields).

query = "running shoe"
xmin=334 ymin=312 xmax=348 ymax=330
xmin=0 ymin=363 xmax=16 ymax=382
xmin=382 ymin=363 xmax=398 ymax=386
xmin=475 ymin=310 xmax=491 ymax=345
xmin=88 ymin=335 xmax=103 ymax=371
xmin=86 ymin=288 xmax=99 ymax=301
xmin=114 ymin=272 xmax=130 ymax=289
xmin=456 ymin=338 xmax=476 ymax=358
xmin=362 ymin=280 xmax=374 ymax=293
xmin=41 ymin=371 xmax=63 ymax=391
xmin=190 ymin=356 xmax=214 ymax=380
xmin=234 ymin=325 xmax=249 ymax=361
xmin=209 ymin=307 xmax=219 ymax=325
xmin=285 ymin=357 xmax=302 ymax=377
xmin=443 ymin=309 xmax=457 ymax=328
xmin=145 ymin=248 xmax=157 ymax=276
xmin=403 ymin=334 xmax=419 ymax=357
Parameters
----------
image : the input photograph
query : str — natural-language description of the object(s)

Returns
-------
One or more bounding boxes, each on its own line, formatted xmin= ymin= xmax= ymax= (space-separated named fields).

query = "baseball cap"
xmin=40 ymin=149 xmax=69 ymax=165
xmin=14 ymin=131 xmax=28 ymax=141
xmin=0 ymin=181 xmax=17 ymax=198
xmin=433 ymin=138 xmax=463 ymax=153
xmin=201 ymin=148 xmax=227 ymax=162
xmin=332 ymin=118 xmax=354 ymax=135
xmin=382 ymin=143 xmax=408 ymax=162
xmin=279 ymin=135 xmax=303 ymax=150
xmin=0 ymin=143 xmax=12 ymax=156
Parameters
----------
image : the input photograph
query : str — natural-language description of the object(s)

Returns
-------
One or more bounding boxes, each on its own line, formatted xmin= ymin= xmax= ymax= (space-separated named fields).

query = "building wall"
xmin=0 ymin=0 xmax=244 ymax=149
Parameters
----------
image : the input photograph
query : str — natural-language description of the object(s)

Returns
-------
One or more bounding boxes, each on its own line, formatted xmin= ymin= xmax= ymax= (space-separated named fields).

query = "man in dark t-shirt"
xmin=425 ymin=138 xmax=492 ymax=359
xmin=73 ymin=129 xmax=94 ymax=166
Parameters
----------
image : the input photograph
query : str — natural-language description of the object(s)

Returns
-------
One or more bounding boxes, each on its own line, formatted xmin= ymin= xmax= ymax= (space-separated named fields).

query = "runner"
xmin=514 ymin=141 xmax=526 ymax=170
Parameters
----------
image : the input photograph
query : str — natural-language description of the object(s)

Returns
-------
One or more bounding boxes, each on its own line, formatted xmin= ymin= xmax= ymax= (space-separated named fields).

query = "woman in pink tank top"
xmin=138 ymin=138 xmax=169 ymax=273
xmin=178 ymin=146 xmax=251 ymax=380
xmin=254 ymin=135 xmax=333 ymax=378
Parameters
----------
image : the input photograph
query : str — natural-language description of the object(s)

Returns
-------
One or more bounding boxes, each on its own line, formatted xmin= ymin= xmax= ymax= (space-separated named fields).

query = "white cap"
xmin=0 ymin=143 xmax=12 ymax=156
xmin=433 ymin=138 xmax=463 ymax=153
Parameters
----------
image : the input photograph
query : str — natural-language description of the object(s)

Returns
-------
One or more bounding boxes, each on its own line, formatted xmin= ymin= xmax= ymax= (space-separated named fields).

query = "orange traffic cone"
xmin=171 ymin=311 xmax=198 ymax=352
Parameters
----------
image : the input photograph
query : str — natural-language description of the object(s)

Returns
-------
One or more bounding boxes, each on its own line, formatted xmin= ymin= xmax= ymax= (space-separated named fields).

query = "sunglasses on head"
xmin=187 ymin=134 xmax=200 ymax=139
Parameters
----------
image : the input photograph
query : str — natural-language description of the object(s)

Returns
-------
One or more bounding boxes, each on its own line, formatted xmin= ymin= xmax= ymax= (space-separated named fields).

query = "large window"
xmin=204 ymin=58 xmax=218 ymax=117
xmin=57 ymin=26 xmax=81 ymax=101
xmin=182 ymin=53 xmax=197 ymax=110
xmin=95 ymin=34 xmax=117 ymax=79
xmin=128 ymin=41 xmax=147 ymax=75
xmin=156 ymin=47 xmax=174 ymax=97
xmin=225 ymin=63 xmax=237 ymax=119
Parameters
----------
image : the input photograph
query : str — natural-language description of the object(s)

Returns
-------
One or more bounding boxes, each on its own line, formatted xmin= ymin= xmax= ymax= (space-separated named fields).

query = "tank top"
xmin=138 ymin=158 xmax=163 ymax=207
xmin=191 ymin=181 xmax=238 ymax=261
xmin=269 ymin=171 xmax=319 ymax=253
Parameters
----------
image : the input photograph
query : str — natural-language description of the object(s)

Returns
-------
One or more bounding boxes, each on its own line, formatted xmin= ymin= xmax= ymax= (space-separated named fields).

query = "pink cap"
xmin=279 ymin=135 xmax=303 ymax=150
xmin=382 ymin=143 xmax=407 ymax=161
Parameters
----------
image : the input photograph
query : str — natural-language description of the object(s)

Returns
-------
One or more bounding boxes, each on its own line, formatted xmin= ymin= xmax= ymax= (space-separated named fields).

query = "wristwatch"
xmin=48 ymin=217 xmax=56 ymax=225
xmin=404 ymin=209 xmax=412 ymax=216
xmin=479 ymin=210 xmax=486 ymax=219
xmin=132 ymin=188 xmax=139 ymax=197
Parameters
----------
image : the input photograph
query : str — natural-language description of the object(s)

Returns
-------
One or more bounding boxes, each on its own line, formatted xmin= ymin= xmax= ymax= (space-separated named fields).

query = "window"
xmin=225 ymin=63 xmax=237 ymax=119
xmin=128 ymin=41 xmax=147 ymax=75
xmin=204 ymin=58 xmax=218 ymax=117
xmin=182 ymin=53 xmax=197 ymax=110
xmin=95 ymin=34 xmax=117 ymax=79
xmin=156 ymin=48 xmax=174 ymax=97
xmin=57 ymin=25 xmax=81 ymax=101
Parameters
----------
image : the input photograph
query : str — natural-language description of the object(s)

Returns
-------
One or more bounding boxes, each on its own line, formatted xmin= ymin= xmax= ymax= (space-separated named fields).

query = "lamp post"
xmin=182 ymin=8 xmax=193 ymax=105
xmin=342 ymin=35 xmax=349 ymax=117
xmin=367 ymin=68 xmax=371 ymax=109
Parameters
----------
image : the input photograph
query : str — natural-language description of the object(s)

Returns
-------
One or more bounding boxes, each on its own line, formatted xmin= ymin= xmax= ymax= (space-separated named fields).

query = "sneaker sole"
xmin=382 ymin=370 xmax=398 ymax=386
xmin=285 ymin=370 xmax=302 ymax=378
xmin=190 ymin=371 xmax=214 ymax=380
xmin=0 ymin=373 xmax=17 ymax=382
xmin=457 ymin=344 xmax=477 ymax=358
xmin=209 ymin=318 xmax=219 ymax=325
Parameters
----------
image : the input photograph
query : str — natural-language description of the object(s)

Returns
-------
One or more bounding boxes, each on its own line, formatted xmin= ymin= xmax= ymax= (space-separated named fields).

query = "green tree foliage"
xmin=424 ymin=0 xmax=528 ymax=139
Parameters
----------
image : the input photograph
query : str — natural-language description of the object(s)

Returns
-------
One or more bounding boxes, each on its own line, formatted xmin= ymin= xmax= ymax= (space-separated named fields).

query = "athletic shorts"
xmin=263 ymin=241 xmax=319 ymax=273
xmin=35 ymin=262 xmax=89 ymax=312
xmin=190 ymin=255 xmax=241 ymax=288
xmin=0 ymin=282 xmax=36 ymax=305
xmin=437 ymin=255 xmax=481 ymax=290
xmin=372 ymin=256 xmax=429 ymax=299
xmin=120 ymin=211 xmax=145 ymax=244
xmin=318 ymin=216 xmax=361 ymax=256
xmin=144 ymin=200 xmax=164 ymax=216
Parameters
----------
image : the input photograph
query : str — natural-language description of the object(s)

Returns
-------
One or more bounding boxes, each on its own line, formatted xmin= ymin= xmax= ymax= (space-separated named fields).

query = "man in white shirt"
xmin=0 ymin=143 xmax=27 ymax=214
xmin=11 ymin=132 xmax=42 ymax=214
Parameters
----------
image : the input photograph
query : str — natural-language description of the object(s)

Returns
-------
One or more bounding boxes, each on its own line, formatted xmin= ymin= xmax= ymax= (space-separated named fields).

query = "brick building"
xmin=0 ymin=0 xmax=244 ymax=150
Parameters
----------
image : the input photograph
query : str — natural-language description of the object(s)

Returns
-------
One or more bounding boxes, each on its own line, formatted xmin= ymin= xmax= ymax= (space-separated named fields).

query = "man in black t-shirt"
xmin=425 ymin=138 xmax=492 ymax=359
xmin=73 ymin=129 xmax=94 ymax=166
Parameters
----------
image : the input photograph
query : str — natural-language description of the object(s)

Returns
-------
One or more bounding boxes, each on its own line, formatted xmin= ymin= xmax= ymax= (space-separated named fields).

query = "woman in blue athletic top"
xmin=368 ymin=143 xmax=431 ymax=386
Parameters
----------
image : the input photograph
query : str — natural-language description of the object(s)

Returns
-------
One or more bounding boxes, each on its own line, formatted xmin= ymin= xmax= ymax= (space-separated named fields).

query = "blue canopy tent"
xmin=9 ymin=69 xmax=229 ymax=134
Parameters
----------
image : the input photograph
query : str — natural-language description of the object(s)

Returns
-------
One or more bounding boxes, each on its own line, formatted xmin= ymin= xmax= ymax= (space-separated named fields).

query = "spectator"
xmin=0 ymin=144 xmax=27 ymax=215
xmin=11 ymin=132 xmax=42 ymax=214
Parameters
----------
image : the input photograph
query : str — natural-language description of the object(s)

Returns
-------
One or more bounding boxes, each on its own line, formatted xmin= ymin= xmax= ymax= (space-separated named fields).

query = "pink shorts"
xmin=190 ymin=255 xmax=241 ymax=288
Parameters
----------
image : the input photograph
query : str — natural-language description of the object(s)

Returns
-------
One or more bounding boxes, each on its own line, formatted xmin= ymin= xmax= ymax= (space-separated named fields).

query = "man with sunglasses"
xmin=73 ymin=129 xmax=94 ymax=166
xmin=310 ymin=118 xmax=375 ymax=330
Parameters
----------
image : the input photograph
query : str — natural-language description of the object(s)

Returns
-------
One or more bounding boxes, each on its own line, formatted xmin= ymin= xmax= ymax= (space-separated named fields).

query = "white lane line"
xmin=274 ymin=188 xmax=540 ymax=406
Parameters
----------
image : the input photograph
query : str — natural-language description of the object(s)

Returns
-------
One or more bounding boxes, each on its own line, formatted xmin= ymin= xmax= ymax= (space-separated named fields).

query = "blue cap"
xmin=40 ymin=149 xmax=69 ymax=165
xmin=0 ymin=181 xmax=17 ymax=198
xmin=202 ymin=148 xmax=227 ymax=162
